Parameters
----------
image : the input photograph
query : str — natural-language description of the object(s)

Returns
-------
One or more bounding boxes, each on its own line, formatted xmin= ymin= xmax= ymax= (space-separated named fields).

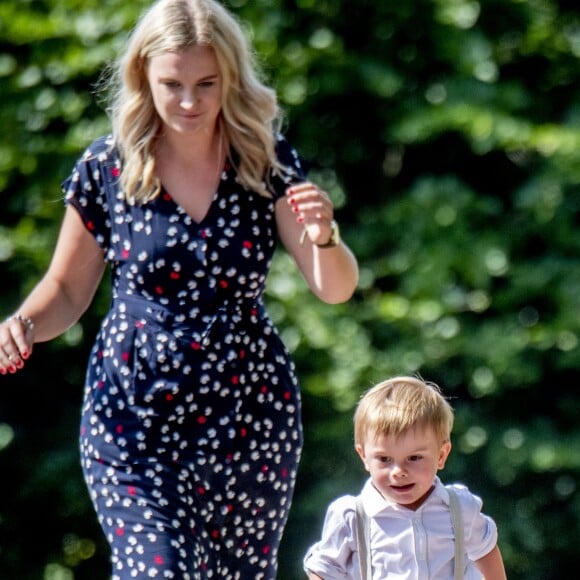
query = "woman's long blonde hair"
xmin=105 ymin=0 xmax=284 ymax=203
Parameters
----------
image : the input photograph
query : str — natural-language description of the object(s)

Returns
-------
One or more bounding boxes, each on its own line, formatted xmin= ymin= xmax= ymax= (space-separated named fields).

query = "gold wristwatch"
xmin=316 ymin=220 xmax=340 ymax=248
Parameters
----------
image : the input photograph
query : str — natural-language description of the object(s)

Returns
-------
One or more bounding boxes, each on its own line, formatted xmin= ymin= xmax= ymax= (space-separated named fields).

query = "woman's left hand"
xmin=286 ymin=182 xmax=335 ymax=246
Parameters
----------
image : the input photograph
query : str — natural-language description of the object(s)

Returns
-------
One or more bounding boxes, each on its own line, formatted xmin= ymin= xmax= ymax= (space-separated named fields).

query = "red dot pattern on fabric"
xmin=65 ymin=134 xmax=306 ymax=579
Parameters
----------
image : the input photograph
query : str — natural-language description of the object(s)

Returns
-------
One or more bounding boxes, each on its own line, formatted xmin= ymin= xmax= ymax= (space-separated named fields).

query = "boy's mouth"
xmin=391 ymin=483 xmax=414 ymax=492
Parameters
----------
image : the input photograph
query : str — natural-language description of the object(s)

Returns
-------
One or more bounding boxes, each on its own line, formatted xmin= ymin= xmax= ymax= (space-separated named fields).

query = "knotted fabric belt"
xmin=111 ymin=293 xmax=264 ymax=349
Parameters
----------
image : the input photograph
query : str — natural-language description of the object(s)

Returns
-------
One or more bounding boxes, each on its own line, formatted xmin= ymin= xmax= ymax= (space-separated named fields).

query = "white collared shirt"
xmin=303 ymin=477 xmax=498 ymax=580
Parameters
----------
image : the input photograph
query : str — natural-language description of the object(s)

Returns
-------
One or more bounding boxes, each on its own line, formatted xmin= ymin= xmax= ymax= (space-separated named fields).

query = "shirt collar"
xmin=360 ymin=476 xmax=447 ymax=517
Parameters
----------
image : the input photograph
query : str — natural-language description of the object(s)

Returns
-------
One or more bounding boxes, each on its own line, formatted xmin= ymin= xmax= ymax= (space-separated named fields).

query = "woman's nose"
xmin=180 ymin=89 xmax=196 ymax=108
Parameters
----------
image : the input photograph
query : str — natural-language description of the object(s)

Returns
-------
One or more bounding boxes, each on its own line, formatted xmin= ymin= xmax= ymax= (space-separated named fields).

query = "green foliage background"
xmin=1 ymin=0 xmax=580 ymax=578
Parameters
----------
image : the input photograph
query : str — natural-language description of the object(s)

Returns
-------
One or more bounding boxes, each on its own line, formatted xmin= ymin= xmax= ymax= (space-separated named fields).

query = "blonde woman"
xmin=0 ymin=0 xmax=358 ymax=577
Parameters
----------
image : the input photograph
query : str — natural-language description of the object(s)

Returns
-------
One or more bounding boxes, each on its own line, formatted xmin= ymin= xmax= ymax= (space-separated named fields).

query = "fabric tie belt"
xmin=111 ymin=293 xmax=264 ymax=349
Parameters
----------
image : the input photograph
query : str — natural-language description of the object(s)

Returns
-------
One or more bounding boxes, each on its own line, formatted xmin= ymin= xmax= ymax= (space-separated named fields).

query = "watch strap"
xmin=316 ymin=219 xmax=340 ymax=248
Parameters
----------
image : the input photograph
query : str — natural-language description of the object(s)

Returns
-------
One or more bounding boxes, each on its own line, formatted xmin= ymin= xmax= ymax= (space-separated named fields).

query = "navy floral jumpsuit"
xmin=62 ymin=133 xmax=305 ymax=579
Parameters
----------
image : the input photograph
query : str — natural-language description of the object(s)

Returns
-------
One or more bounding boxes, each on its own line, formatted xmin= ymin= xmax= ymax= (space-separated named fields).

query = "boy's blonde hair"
xmin=354 ymin=376 xmax=454 ymax=447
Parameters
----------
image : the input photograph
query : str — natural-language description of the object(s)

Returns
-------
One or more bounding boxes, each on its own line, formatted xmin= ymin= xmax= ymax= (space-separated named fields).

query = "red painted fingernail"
xmin=297 ymin=216 xmax=304 ymax=223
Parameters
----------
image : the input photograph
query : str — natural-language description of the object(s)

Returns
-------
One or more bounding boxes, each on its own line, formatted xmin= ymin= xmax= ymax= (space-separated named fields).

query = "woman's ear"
xmin=437 ymin=440 xmax=452 ymax=470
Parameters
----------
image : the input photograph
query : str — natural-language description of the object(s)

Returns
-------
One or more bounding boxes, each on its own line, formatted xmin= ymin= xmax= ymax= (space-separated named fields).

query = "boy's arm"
xmin=475 ymin=545 xmax=507 ymax=579
xmin=303 ymin=494 xmax=358 ymax=579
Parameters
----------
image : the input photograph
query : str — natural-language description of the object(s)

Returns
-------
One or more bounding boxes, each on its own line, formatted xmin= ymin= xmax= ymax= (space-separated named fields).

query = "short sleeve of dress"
xmin=266 ymin=133 xmax=308 ymax=201
xmin=303 ymin=495 xmax=358 ymax=580
xmin=61 ymin=135 xmax=118 ymax=258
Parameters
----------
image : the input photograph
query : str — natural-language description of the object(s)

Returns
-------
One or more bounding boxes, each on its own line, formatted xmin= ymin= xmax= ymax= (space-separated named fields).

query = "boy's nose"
xmin=392 ymin=464 xmax=408 ymax=478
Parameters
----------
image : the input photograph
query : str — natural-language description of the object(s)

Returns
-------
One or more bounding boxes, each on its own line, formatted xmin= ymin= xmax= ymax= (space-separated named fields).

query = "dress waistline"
xmin=111 ymin=293 xmax=264 ymax=349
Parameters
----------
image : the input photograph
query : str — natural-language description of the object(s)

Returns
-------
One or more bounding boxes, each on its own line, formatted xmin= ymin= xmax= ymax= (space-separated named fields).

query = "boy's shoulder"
xmin=444 ymin=481 xmax=476 ymax=496
xmin=327 ymin=493 xmax=358 ymax=515
xmin=443 ymin=481 xmax=485 ymax=513
xmin=444 ymin=481 xmax=470 ymax=495
xmin=321 ymin=493 xmax=363 ymax=533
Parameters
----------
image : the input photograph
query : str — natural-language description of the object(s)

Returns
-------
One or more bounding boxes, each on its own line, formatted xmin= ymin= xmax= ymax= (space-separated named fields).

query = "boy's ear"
xmin=437 ymin=440 xmax=452 ymax=470
xmin=355 ymin=444 xmax=370 ymax=472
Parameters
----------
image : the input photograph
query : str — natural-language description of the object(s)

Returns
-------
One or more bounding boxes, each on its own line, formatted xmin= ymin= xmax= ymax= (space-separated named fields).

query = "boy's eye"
xmin=378 ymin=456 xmax=392 ymax=464
xmin=409 ymin=455 xmax=422 ymax=461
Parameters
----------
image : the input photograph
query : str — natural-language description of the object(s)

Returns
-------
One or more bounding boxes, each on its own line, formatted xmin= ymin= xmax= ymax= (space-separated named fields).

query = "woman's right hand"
xmin=0 ymin=314 xmax=34 ymax=375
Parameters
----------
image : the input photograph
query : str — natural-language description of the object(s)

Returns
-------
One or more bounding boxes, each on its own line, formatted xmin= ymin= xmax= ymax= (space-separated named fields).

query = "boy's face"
xmin=356 ymin=425 xmax=451 ymax=511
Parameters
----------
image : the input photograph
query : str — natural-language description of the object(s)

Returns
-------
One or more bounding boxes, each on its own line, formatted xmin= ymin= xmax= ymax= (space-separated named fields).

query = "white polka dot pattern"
xmin=62 ymin=134 xmax=305 ymax=578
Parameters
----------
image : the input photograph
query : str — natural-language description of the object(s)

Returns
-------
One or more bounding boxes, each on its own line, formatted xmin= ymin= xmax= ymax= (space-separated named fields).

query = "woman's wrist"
xmin=8 ymin=313 xmax=35 ymax=333
xmin=299 ymin=220 xmax=341 ymax=248
xmin=315 ymin=220 xmax=340 ymax=248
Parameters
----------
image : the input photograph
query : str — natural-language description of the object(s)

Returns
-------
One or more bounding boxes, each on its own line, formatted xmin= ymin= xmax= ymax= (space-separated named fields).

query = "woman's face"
xmin=147 ymin=44 xmax=223 ymax=138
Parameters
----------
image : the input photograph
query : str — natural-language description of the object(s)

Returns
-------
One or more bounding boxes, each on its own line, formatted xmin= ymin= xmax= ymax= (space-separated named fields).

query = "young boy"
xmin=303 ymin=376 xmax=507 ymax=579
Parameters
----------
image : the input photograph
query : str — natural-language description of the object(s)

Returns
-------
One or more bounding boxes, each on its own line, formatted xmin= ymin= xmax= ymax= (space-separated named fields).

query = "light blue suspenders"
xmin=355 ymin=488 xmax=465 ymax=580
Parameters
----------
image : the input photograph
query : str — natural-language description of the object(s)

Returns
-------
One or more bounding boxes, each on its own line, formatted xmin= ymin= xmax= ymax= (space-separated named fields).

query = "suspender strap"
xmin=356 ymin=489 xmax=465 ymax=580
xmin=448 ymin=488 xmax=465 ymax=580
xmin=355 ymin=495 xmax=371 ymax=580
